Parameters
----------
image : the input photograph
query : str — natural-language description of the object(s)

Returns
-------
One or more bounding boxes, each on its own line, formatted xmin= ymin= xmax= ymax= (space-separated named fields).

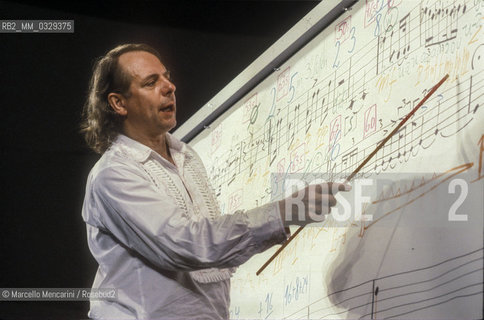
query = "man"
xmin=81 ymin=43 xmax=349 ymax=319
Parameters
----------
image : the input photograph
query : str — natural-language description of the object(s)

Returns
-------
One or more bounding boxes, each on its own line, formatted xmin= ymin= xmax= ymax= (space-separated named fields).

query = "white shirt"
xmin=82 ymin=134 xmax=288 ymax=319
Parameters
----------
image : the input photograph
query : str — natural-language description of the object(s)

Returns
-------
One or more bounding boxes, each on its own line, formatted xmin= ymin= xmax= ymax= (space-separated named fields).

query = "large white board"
xmin=178 ymin=0 xmax=484 ymax=318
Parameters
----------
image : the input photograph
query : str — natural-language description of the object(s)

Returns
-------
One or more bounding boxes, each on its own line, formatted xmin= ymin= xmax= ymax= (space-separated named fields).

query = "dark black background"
xmin=0 ymin=1 xmax=319 ymax=318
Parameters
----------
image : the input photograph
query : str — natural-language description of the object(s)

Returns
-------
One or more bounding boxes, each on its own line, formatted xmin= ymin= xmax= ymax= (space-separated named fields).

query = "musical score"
xmin=205 ymin=3 xmax=481 ymax=203
xmin=190 ymin=0 xmax=484 ymax=318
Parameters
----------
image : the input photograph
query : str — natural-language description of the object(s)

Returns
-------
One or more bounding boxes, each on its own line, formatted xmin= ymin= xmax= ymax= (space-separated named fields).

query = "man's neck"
xmin=122 ymin=128 xmax=175 ymax=165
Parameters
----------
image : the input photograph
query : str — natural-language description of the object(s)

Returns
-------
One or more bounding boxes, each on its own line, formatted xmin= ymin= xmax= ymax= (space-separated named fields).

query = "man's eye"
xmin=146 ymin=81 xmax=156 ymax=86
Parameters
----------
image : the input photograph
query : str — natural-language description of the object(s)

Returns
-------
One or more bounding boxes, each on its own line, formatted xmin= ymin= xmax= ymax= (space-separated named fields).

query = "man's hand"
xmin=278 ymin=182 xmax=351 ymax=227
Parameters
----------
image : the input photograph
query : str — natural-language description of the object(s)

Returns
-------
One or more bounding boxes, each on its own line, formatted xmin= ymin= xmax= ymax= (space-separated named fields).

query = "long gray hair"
xmin=81 ymin=43 xmax=163 ymax=154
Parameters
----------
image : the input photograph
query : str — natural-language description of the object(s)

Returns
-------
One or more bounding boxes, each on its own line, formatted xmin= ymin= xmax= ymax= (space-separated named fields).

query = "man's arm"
xmin=88 ymin=164 xmax=288 ymax=272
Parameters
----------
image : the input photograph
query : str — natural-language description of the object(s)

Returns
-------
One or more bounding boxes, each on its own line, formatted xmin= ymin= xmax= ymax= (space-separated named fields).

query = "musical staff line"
xmin=203 ymin=1 xmax=484 ymax=318
xmin=212 ymin=69 xmax=482 ymax=192
xmin=281 ymin=247 xmax=483 ymax=319
xmin=208 ymin=0 xmax=482 ymax=191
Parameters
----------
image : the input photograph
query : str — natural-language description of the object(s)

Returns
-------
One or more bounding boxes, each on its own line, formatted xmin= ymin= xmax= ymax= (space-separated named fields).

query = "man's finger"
xmin=328 ymin=194 xmax=337 ymax=207
xmin=314 ymin=182 xmax=351 ymax=194
xmin=308 ymin=194 xmax=337 ymax=209
xmin=336 ymin=182 xmax=352 ymax=192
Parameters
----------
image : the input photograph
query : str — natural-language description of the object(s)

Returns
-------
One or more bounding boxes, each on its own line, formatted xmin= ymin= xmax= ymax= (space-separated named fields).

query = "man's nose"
xmin=161 ymin=78 xmax=176 ymax=96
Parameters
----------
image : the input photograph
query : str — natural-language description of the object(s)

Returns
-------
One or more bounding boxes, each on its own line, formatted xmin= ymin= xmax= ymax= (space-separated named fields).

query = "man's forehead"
xmin=118 ymin=50 xmax=166 ymax=80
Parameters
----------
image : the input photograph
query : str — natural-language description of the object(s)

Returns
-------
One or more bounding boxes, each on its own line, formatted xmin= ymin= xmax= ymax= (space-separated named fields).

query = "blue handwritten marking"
xmin=229 ymin=305 xmax=240 ymax=319
xmin=258 ymin=292 xmax=274 ymax=319
xmin=288 ymin=72 xmax=298 ymax=103
xmin=284 ymin=275 xmax=309 ymax=306
xmin=348 ymin=26 xmax=357 ymax=53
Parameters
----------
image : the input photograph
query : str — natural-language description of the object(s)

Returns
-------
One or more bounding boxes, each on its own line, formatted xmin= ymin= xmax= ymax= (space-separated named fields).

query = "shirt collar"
xmin=113 ymin=133 xmax=187 ymax=163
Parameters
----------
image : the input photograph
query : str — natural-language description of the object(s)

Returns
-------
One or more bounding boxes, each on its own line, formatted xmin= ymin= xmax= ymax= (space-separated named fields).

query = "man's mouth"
xmin=160 ymin=104 xmax=175 ymax=112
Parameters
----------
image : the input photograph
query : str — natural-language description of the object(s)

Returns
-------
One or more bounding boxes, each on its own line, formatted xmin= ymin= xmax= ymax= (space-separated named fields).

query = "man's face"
xmin=117 ymin=50 xmax=177 ymax=136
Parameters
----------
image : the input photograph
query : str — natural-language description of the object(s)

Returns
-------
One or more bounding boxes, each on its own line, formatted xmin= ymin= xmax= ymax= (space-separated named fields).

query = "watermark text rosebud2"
xmin=272 ymin=173 xmax=480 ymax=225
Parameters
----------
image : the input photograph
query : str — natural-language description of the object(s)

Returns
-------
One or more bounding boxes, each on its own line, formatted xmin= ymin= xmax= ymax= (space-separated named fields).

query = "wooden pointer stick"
xmin=256 ymin=74 xmax=449 ymax=276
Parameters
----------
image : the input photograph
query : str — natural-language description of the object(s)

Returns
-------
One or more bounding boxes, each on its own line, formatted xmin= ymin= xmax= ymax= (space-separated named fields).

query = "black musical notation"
xmin=420 ymin=2 xmax=466 ymax=48
xmin=203 ymin=0 xmax=483 ymax=218
xmin=208 ymin=65 xmax=483 ymax=192
xmin=377 ymin=12 xmax=412 ymax=74
xmin=205 ymin=1 xmax=483 ymax=318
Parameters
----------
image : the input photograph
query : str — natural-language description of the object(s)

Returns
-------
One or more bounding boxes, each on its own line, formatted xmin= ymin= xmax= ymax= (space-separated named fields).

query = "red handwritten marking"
xmin=211 ymin=125 xmax=223 ymax=153
xmin=387 ymin=0 xmax=402 ymax=9
xmin=276 ymin=158 xmax=286 ymax=180
xmin=364 ymin=0 xmax=380 ymax=28
xmin=228 ymin=188 xmax=243 ymax=213
xmin=329 ymin=115 xmax=342 ymax=148
xmin=242 ymin=93 xmax=258 ymax=124
xmin=290 ymin=144 xmax=306 ymax=173
xmin=335 ymin=16 xmax=352 ymax=43
xmin=364 ymin=104 xmax=378 ymax=138
xmin=276 ymin=67 xmax=291 ymax=102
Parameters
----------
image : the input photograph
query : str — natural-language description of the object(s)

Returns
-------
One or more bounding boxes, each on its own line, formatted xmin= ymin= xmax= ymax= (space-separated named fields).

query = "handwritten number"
xmin=265 ymin=293 xmax=273 ymax=314
xmin=267 ymin=87 xmax=276 ymax=120
xmin=348 ymin=27 xmax=356 ymax=53
xmin=288 ymin=72 xmax=298 ymax=103
xmin=333 ymin=41 xmax=341 ymax=68
xmin=374 ymin=13 xmax=382 ymax=37
xmin=249 ymin=103 xmax=259 ymax=125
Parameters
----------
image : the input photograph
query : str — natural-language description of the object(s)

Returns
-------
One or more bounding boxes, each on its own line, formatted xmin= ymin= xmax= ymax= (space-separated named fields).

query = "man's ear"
xmin=108 ymin=93 xmax=128 ymax=116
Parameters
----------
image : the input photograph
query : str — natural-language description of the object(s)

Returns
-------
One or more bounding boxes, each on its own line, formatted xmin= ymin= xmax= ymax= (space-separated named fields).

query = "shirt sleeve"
xmin=90 ymin=163 xmax=288 ymax=272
